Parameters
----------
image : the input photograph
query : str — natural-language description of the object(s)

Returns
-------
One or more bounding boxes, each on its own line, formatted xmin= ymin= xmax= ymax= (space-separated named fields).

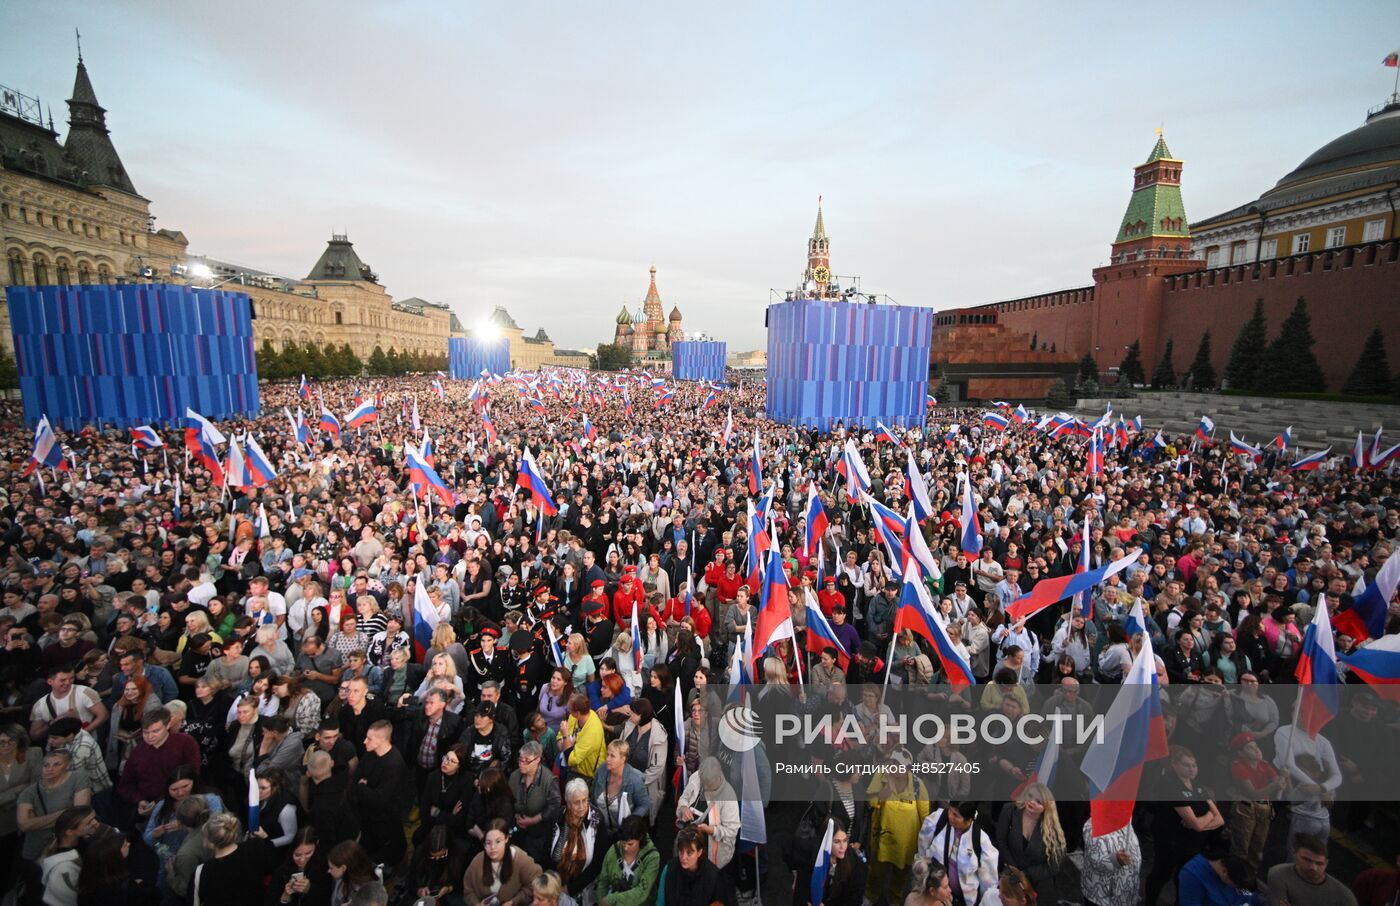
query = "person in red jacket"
xmin=116 ymin=707 xmax=200 ymax=820
xmin=702 ymin=549 xmax=729 ymax=592
xmin=715 ymin=561 xmax=744 ymax=607
xmin=582 ymin=579 xmax=611 ymax=622
xmin=613 ymin=567 xmax=645 ymax=629
xmin=817 ymin=576 xmax=845 ymax=618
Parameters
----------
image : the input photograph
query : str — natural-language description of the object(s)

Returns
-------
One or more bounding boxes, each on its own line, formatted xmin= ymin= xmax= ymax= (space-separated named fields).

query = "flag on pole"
xmin=958 ymin=474 xmax=982 ymax=557
xmin=1194 ymin=416 xmax=1215 ymax=444
xmin=247 ymin=767 xmax=260 ymax=831
xmin=411 ymin=396 xmax=421 ymax=433
xmin=185 ymin=408 xmax=226 ymax=481
xmin=1294 ymin=597 xmax=1341 ymax=739
xmin=1080 ymin=624 xmax=1168 ymax=837
xmin=754 ymin=547 xmax=795 ymax=665
xmin=1385 ymin=49 xmax=1400 ymax=67
xmin=722 ymin=407 xmax=734 ymax=446
xmin=804 ymin=593 xmax=851 ymax=670
xmin=893 ymin=568 xmax=974 ymax=686
xmin=1340 ymin=633 xmax=1400 ymax=703
xmin=224 ymin=437 xmax=250 ymax=489
xmin=809 ymin=819 xmax=836 ymax=906
xmin=874 ymin=421 xmax=902 ymax=444
xmin=1333 ymin=549 xmax=1400 ymax=642
xmin=298 ymin=375 xmax=310 ymax=400
xmin=406 ymin=444 xmax=455 ymax=508
xmin=318 ymin=407 xmax=341 ymax=439
xmin=837 ymin=439 xmax=871 ymax=504
xmin=748 ymin=429 xmax=763 ymax=494
xmin=1275 ymin=426 xmax=1293 ymax=451
xmin=517 ymin=448 xmax=559 ymax=515
xmin=631 ymin=598 xmax=643 ymax=672
xmin=131 ymin=425 xmax=164 ymax=449
xmin=1086 ymin=427 xmax=1104 ymax=475
xmin=1289 ymin=447 xmax=1332 ymax=472
xmin=982 ymin=412 xmax=1010 ymax=431
xmin=345 ymin=399 xmax=378 ymax=429
xmin=412 ymin=576 xmax=440 ymax=661
xmin=904 ymin=448 xmax=934 ymax=522
xmin=244 ymin=436 xmax=278 ymax=487
xmin=1008 ymin=547 xmax=1144 ymax=622
xmin=23 ymin=416 xmax=68 ymax=477
xmin=804 ymin=484 xmax=828 ymax=557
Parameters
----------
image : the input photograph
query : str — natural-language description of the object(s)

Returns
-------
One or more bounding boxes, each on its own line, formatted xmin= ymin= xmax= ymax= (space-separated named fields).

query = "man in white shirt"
xmin=30 ymin=665 xmax=108 ymax=740
xmin=186 ymin=567 xmax=217 ymax=609
xmin=242 ymin=575 xmax=287 ymax=632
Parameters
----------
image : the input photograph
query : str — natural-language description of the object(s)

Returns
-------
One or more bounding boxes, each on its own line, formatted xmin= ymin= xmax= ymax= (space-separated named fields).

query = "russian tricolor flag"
xmin=837 ymin=439 xmax=871 ymax=504
xmin=749 ymin=429 xmax=763 ymax=495
xmin=1340 ymin=633 xmax=1400 ymax=703
xmin=1080 ymin=632 xmax=1167 ymax=837
xmin=319 ymin=408 xmax=341 ymax=439
xmin=298 ymin=374 xmax=310 ymax=400
xmin=1011 ymin=403 xmax=1028 ymax=424
xmin=654 ymin=387 xmax=673 ymax=409
xmin=983 ymin=412 xmax=1010 ymax=431
xmin=1289 ymin=447 xmax=1331 ymax=472
xmin=809 ymin=819 xmax=836 ymax=906
xmin=894 ymin=569 xmax=974 ymax=687
xmin=224 ymin=437 xmax=250 ymax=489
xmin=1086 ymin=428 xmax=1104 ymax=476
xmin=722 ymin=407 xmax=734 ymax=446
xmin=1229 ymin=432 xmax=1262 ymax=460
xmin=904 ymin=448 xmax=934 ymax=523
xmin=958 ymin=474 xmax=982 ymax=557
xmin=412 ymin=576 xmax=440 ymax=659
xmin=184 ymin=408 xmax=225 ymax=483
xmin=805 ymin=484 xmax=828 ymax=557
xmin=754 ymin=547 xmax=795 ymax=665
xmin=1335 ymin=551 xmax=1400 ymax=644
xmin=1294 ymin=598 xmax=1341 ymax=739
xmin=1275 ymin=425 xmax=1292 ymax=451
xmin=804 ymin=592 xmax=850 ymax=670
xmin=582 ymin=414 xmax=596 ymax=443
xmin=701 ymin=389 xmax=718 ymax=411
xmin=1194 ymin=415 xmax=1215 ymax=443
xmin=131 ymin=425 xmax=164 ymax=449
xmin=244 ymin=436 xmax=278 ymax=487
xmin=407 ymin=443 xmax=454 ymax=507
xmin=1008 ymin=546 xmax=1143 ymax=622
xmin=482 ymin=407 xmax=497 ymax=445
xmin=23 ymin=416 xmax=69 ymax=477
xmin=285 ymin=408 xmax=310 ymax=446
xmin=623 ymin=388 xmax=633 ymax=417
xmin=631 ymin=598 xmax=643 ymax=672
xmin=875 ymin=421 xmax=902 ymax=444
xmin=431 ymin=379 xmax=445 ymax=401
xmin=1351 ymin=431 xmax=1369 ymax=470
xmin=516 ymin=448 xmax=559 ymax=515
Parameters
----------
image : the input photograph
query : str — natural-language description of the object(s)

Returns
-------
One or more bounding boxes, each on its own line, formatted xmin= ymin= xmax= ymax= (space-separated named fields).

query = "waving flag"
xmin=517 ymin=448 xmax=559 ymax=515
xmin=411 ymin=396 xmax=421 ymax=434
xmin=1340 ymin=634 xmax=1400 ymax=703
xmin=1194 ymin=416 xmax=1215 ymax=444
xmin=298 ymin=375 xmax=309 ymax=400
xmin=1124 ymin=598 xmax=1148 ymax=639
xmin=673 ymin=681 xmax=687 ymax=792
xmin=1351 ymin=431 xmax=1369 ymax=470
xmin=482 ymin=407 xmax=497 ymax=446
xmin=185 ymin=408 xmax=226 ymax=480
xmin=23 ymin=416 xmax=68 ymax=477
xmin=684 ymin=566 xmax=694 ymax=617
xmin=412 ymin=574 xmax=440 ymax=659
xmin=721 ymin=407 xmax=734 ymax=446
xmin=900 ymin=509 xmax=941 ymax=583
xmin=895 ymin=568 xmax=974 ymax=687
xmin=1289 ymin=447 xmax=1331 ymax=472
xmin=131 ymin=426 xmax=164 ymax=450
xmin=256 ymin=504 xmax=271 ymax=540
xmin=285 ymin=408 xmax=310 ymax=446
xmin=420 ymin=428 xmax=434 ymax=465
xmin=544 ymin=619 xmax=565 ymax=668
xmin=431 ymin=379 xmax=445 ymax=401
xmin=224 ymin=437 xmax=250 ymax=489
xmin=1008 ymin=546 xmax=1143 ymax=622
xmin=246 ymin=767 xmax=261 ymax=832
xmin=1011 ymin=403 xmax=1028 ymax=424
xmin=1113 ymin=418 xmax=1131 ymax=449
xmin=526 ymin=395 xmax=546 ymax=414
xmin=1152 ymin=431 xmax=1167 ymax=451
xmin=1275 ymin=425 xmax=1292 ymax=451
xmin=747 ymin=429 xmax=764 ymax=494
xmin=864 ymin=493 xmax=907 ymax=578
xmin=701 ymin=388 xmax=718 ymax=411
xmin=318 ymin=407 xmax=341 ymax=439
xmin=1373 ymin=440 xmax=1400 ymax=469
xmin=654 ymin=387 xmax=673 ymax=409
xmin=631 ymin=598 xmax=643 ymax=672
xmin=244 ymin=436 xmax=278 ymax=487
xmin=983 ymin=412 xmax=1010 ymax=431
xmin=904 ymin=449 xmax=934 ymax=522
xmin=874 ymin=421 xmax=902 ymax=444
xmin=1012 ymin=733 xmax=1061 ymax=801
xmin=804 ymin=590 xmax=851 ymax=670
xmin=754 ymin=547 xmax=795 ymax=666
xmin=1073 ymin=509 xmax=1094 ymax=620
xmin=958 ymin=474 xmax=982 ymax=557
xmin=1086 ymin=427 xmax=1104 ymax=476
xmin=1080 ymin=631 xmax=1167 ymax=837
xmin=1294 ymin=598 xmax=1341 ymax=738
xmin=810 ymin=819 xmax=836 ymax=906
xmin=1229 ymin=432 xmax=1262 ymax=460
xmin=406 ymin=443 xmax=454 ymax=507
xmin=623 ymin=387 xmax=633 ymax=418
xmin=582 ymin=414 xmax=596 ymax=443
xmin=745 ymin=500 xmax=771 ymax=584
xmin=805 ymin=484 xmax=829 ymax=557
xmin=1336 ymin=551 xmax=1400 ymax=644
xmin=837 ymin=439 xmax=872 ymax=504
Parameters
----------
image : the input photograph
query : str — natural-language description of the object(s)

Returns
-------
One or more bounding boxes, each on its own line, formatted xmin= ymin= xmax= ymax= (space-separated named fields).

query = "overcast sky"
xmin=6 ymin=2 xmax=1397 ymax=351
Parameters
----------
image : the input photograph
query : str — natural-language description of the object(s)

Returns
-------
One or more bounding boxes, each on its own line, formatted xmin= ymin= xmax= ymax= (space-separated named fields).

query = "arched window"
xmin=97 ymin=264 xmax=110 ymax=284
xmin=32 ymin=256 xmax=49 ymax=285
xmin=77 ymin=262 xmax=91 ymax=285
xmin=55 ymin=260 xmax=71 ymax=286
xmin=7 ymin=252 xmax=24 ymax=286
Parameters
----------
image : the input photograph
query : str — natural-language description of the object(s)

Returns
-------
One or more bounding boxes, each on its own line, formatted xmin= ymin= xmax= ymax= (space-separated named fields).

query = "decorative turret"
xmin=62 ymin=52 xmax=138 ymax=196
xmin=802 ymin=197 xmax=837 ymax=299
xmin=668 ymin=306 xmax=682 ymax=321
xmin=1110 ymin=130 xmax=1192 ymax=264
xmin=616 ymin=306 xmax=632 ymax=325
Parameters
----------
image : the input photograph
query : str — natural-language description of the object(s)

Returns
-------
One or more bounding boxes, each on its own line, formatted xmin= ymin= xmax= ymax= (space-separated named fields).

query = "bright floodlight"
xmin=475 ymin=320 xmax=499 ymax=341
xmin=188 ymin=263 xmax=213 ymax=280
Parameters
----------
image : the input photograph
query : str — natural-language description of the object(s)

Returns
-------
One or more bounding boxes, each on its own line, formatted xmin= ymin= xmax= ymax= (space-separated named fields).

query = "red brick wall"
xmin=1159 ymin=241 xmax=1400 ymax=391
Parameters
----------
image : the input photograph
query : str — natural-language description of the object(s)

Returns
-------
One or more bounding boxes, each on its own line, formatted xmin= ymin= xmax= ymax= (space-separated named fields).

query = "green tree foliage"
xmin=593 ymin=343 xmax=633 ymax=371
xmin=1152 ymin=337 xmax=1176 ymax=389
xmin=1342 ymin=327 xmax=1391 ymax=396
xmin=1118 ymin=341 xmax=1146 ymax=385
xmin=1030 ymin=332 xmax=1038 ymax=351
xmin=1223 ymin=299 xmax=1267 ymax=390
xmin=367 ymin=345 xmax=389 ymax=375
xmin=279 ymin=341 xmax=307 ymax=379
xmin=1078 ymin=352 xmax=1099 ymax=383
xmin=1187 ymin=331 xmax=1216 ymax=389
xmin=1259 ymin=298 xmax=1326 ymax=393
xmin=0 ymin=345 xmax=18 ymax=391
xmin=256 ymin=340 xmax=284 ymax=380
xmin=302 ymin=341 xmax=327 ymax=378
xmin=339 ymin=344 xmax=363 ymax=376
xmin=1045 ymin=378 xmax=1072 ymax=408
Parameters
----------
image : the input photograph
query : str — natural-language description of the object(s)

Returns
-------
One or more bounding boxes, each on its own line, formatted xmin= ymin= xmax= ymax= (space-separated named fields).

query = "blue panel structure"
xmin=449 ymin=337 xmax=510 ymax=379
xmin=670 ymin=340 xmax=727 ymax=382
xmin=765 ymin=299 xmax=933 ymax=430
xmin=8 ymin=284 xmax=261 ymax=429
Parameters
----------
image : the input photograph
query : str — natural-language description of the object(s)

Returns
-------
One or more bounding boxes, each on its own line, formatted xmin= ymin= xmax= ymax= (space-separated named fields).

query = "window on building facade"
xmin=1292 ymin=234 xmax=1311 ymax=255
xmin=77 ymin=263 xmax=90 ymax=284
xmin=98 ymin=265 xmax=110 ymax=284
xmin=1326 ymin=226 xmax=1347 ymax=248
xmin=32 ymin=257 xmax=48 ymax=285
xmin=1231 ymin=243 xmax=1249 ymax=265
xmin=1206 ymin=248 xmax=1220 ymax=268
xmin=335 ymin=312 xmax=342 ymax=325
xmin=1364 ymin=219 xmax=1385 ymax=242
xmin=56 ymin=261 xmax=70 ymax=286
xmin=1259 ymin=239 xmax=1277 ymax=259
xmin=7 ymin=254 xmax=24 ymax=286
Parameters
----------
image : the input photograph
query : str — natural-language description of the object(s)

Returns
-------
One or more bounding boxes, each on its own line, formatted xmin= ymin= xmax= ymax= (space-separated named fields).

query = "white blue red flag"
xmin=23 ymin=416 xmax=68 ymax=477
xmin=1274 ymin=425 xmax=1292 ymax=451
xmin=185 ymin=408 xmax=226 ymax=481
xmin=1335 ymin=549 xmax=1400 ymax=643
xmin=1008 ymin=546 xmax=1142 ymax=622
xmin=1289 ymin=447 xmax=1331 ymax=472
xmin=517 ymin=448 xmax=559 ymax=515
xmin=809 ymin=819 xmax=836 ymax=906
xmin=874 ymin=421 xmax=902 ymax=444
xmin=131 ymin=425 xmax=164 ymax=449
xmin=244 ymin=436 xmax=278 ymax=487
xmin=407 ymin=443 xmax=454 ymax=507
xmin=894 ymin=569 xmax=974 ymax=687
xmin=959 ymin=474 xmax=982 ymax=557
xmin=1294 ymin=597 xmax=1341 ymax=739
xmin=804 ymin=592 xmax=850 ymax=670
xmin=1086 ymin=428 xmax=1104 ymax=476
xmin=298 ymin=375 xmax=309 ymax=400
xmin=412 ymin=576 xmax=440 ymax=659
xmin=318 ymin=407 xmax=341 ymax=439
xmin=1194 ymin=415 xmax=1215 ymax=443
xmin=904 ymin=448 xmax=934 ymax=523
xmin=224 ymin=437 xmax=250 ymax=489
xmin=754 ymin=547 xmax=795 ymax=666
xmin=804 ymin=484 xmax=828 ymax=557
xmin=1011 ymin=403 xmax=1028 ymax=424
xmin=482 ymin=407 xmax=497 ymax=446
xmin=1351 ymin=431 xmax=1369 ymax=470
xmin=748 ymin=429 xmax=763 ymax=495
xmin=1340 ymin=633 xmax=1400 ymax=703
xmin=983 ymin=412 xmax=1010 ymax=431
xmin=345 ymin=399 xmax=377 ymax=429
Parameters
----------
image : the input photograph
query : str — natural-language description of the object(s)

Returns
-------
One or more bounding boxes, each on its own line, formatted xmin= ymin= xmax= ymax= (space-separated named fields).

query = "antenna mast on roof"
xmin=75 ymin=28 xmax=83 ymax=63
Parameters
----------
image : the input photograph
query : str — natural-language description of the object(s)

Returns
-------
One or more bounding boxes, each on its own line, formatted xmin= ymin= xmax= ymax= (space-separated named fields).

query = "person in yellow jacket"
xmin=559 ymin=692 xmax=605 ymax=782
xmin=865 ymin=748 xmax=931 ymax=905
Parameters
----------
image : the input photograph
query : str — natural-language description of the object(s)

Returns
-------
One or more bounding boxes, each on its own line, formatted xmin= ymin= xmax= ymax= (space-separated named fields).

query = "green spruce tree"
xmin=1079 ymin=352 xmax=1099 ymax=383
xmin=1259 ymin=298 xmax=1326 ymax=393
xmin=302 ymin=341 xmax=327 ymax=379
xmin=1045 ymin=378 xmax=1072 ymax=408
xmin=1223 ymin=299 xmax=1268 ymax=390
xmin=1118 ymin=340 xmax=1146 ymax=385
xmin=256 ymin=340 xmax=283 ymax=380
xmin=367 ymin=345 xmax=389 ymax=375
xmin=1187 ymin=331 xmax=1215 ymax=389
xmin=1342 ymin=328 xmax=1391 ymax=396
xmin=1030 ymin=331 xmax=1038 ymax=351
xmin=339 ymin=344 xmax=363 ymax=376
xmin=1152 ymin=337 xmax=1176 ymax=389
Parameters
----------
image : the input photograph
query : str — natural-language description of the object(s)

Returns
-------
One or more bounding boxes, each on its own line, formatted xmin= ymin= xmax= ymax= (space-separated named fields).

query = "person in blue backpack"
xmin=1177 ymin=836 xmax=1265 ymax=906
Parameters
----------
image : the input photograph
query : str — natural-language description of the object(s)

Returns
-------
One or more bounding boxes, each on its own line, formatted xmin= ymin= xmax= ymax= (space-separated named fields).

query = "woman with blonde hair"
xmin=994 ymin=781 xmax=1068 ymax=902
xmin=411 ymin=652 xmax=465 ymax=712
xmin=426 ymin=621 xmax=470 ymax=676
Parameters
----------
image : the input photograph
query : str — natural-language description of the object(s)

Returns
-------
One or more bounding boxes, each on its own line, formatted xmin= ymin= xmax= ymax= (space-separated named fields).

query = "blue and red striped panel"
xmin=448 ymin=337 xmax=509 ymax=380
xmin=671 ymin=341 xmax=726 ymax=382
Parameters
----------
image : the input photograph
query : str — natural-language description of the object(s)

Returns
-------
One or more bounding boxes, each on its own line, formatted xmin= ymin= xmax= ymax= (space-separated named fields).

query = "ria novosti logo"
xmin=717 ymin=706 xmax=763 ymax=752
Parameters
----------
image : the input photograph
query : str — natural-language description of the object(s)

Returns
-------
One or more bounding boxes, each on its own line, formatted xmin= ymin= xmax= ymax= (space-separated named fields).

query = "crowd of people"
xmin=0 ymin=367 xmax=1398 ymax=906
